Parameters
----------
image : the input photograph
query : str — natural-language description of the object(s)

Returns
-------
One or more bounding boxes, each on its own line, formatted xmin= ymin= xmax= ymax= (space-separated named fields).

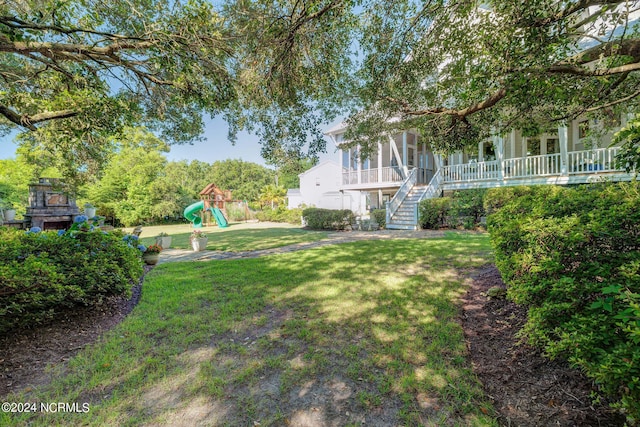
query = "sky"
xmin=0 ymin=115 xmax=342 ymax=168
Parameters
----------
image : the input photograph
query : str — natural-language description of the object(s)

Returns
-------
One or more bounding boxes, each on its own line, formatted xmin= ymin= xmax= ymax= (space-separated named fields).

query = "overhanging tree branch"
xmin=548 ymin=62 xmax=640 ymax=75
xmin=386 ymin=87 xmax=508 ymax=119
xmin=0 ymin=105 xmax=78 ymax=130
xmin=561 ymin=38 xmax=640 ymax=65
xmin=526 ymin=0 xmax=626 ymax=28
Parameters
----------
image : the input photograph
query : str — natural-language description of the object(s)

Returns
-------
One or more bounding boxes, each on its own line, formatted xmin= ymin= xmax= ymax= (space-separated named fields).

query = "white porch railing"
xmin=568 ymin=147 xmax=621 ymax=174
xmin=382 ymin=166 xmax=404 ymax=182
xmin=343 ymin=166 xmax=404 ymax=186
xmin=441 ymin=147 xmax=626 ymax=184
xmin=385 ymin=168 xmax=417 ymax=224
xmin=441 ymin=161 xmax=500 ymax=182
xmin=504 ymin=153 xmax=562 ymax=178
xmin=360 ymin=169 xmax=378 ymax=184
xmin=342 ymin=171 xmax=358 ymax=185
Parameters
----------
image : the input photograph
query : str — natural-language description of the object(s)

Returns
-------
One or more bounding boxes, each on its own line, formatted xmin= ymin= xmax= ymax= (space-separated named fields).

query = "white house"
xmin=287 ymin=160 xmax=367 ymax=213
xmin=287 ymin=114 xmax=634 ymax=230
xmin=288 ymin=4 xmax=638 ymax=229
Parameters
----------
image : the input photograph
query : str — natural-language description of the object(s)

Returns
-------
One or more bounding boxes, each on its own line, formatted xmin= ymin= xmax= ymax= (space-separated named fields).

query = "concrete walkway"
xmin=156 ymin=229 xmax=467 ymax=264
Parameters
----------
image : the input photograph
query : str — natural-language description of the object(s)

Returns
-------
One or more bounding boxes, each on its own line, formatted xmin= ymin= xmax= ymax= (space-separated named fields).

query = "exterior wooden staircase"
xmin=386 ymin=169 xmax=443 ymax=230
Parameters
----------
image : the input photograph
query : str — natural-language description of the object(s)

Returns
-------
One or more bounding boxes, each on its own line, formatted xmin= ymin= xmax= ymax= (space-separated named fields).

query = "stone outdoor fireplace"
xmin=24 ymin=178 xmax=81 ymax=230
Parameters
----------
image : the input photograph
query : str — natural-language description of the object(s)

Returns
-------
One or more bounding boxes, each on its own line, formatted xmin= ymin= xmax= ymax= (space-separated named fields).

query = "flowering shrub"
xmin=190 ymin=230 xmax=207 ymax=240
xmin=144 ymin=244 xmax=162 ymax=254
xmin=0 ymin=225 xmax=143 ymax=333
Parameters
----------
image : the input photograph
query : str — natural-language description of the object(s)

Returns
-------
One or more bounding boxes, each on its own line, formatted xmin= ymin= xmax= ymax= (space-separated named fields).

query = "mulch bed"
xmin=0 ymin=263 xmax=627 ymax=426
xmin=460 ymin=265 xmax=625 ymax=426
xmin=0 ymin=266 xmax=150 ymax=398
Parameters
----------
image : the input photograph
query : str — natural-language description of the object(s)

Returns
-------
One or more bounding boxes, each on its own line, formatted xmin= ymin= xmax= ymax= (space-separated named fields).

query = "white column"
xmin=434 ymin=154 xmax=443 ymax=170
xmin=478 ymin=141 xmax=483 ymax=162
xmin=356 ymin=145 xmax=362 ymax=184
xmin=377 ymin=142 xmax=383 ymax=183
xmin=402 ymin=131 xmax=408 ymax=175
xmin=493 ymin=134 xmax=504 ymax=180
xmin=558 ymin=124 xmax=569 ymax=175
xmin=422 ymin=141 xmax=427 ymax=183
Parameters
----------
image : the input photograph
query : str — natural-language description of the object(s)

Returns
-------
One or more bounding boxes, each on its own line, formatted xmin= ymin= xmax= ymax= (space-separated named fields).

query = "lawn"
xmin=3 ymin=233 xmax=498 ymax=426
xmin=137 ymin=223 xmax=329 ymax=252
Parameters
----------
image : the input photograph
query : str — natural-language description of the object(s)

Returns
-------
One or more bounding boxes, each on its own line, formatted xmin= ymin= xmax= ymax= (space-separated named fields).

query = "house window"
xmin=342 ymin=150 xmax=349 ymax=169
xmin=527 ymin=138 xmax=541 ymax=156
xmin=546 ymin=138 xmax=560 ymax=154
xmin=578 ymin=120 xmax=589 ymax=139
xmin=484 ymin=143 xmax=495 ymax=161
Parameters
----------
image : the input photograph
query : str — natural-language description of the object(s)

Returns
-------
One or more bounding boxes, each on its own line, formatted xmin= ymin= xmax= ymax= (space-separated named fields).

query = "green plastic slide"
xmin=210 ymin=207 xmax=229 ymax=228
xmin=184 ymin=201 xmax=229 ymax=228
xmin=183 ymin=201 xmax=205 ymax=228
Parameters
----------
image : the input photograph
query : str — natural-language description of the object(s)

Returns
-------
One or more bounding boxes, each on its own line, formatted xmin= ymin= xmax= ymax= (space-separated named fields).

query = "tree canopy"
xmin=0 ymin=0 xmax=357 ymax=181
xmin=346 ymin=0 xmax=640 ymax=156
xmin=3 ymin=0 xmax=640 ymax=174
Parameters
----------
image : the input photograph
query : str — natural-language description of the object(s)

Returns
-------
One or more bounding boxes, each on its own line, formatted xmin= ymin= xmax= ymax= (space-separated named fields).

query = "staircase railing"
xmin=385 ymin=168 xmax=417 ymax=224
xmin=416 ymin=168 xmax=443 ymax=202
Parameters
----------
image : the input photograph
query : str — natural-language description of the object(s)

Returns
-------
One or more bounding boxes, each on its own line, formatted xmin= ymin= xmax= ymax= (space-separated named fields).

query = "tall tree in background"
xmin=276 ymin=157 xmax=316 ymax=189
xmin=210 ymin=159 xmax=274 ymax=202
xmin=86 ymin=128 xmax=171 ymax=226
xmin=0 ymin=158 xmax=35 ymax=217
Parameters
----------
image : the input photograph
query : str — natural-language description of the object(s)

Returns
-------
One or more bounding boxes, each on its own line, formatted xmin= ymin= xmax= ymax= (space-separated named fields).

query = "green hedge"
xmin=418 ymin=189 xmax=487 ymax=229
xmin=302 ymin=208 xmax=355 ymax=230
xmin=255 ymin=207 xmax=303 ymax=224
xmin=418 ymin=197 xmax=451 ymax=229
xmin=487 ymin=183 xmax=640 ymax=422
xmin=0 ymin=225 xmax=143 ymax=334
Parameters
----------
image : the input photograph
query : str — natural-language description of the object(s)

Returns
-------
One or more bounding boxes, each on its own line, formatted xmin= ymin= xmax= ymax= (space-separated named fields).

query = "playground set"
xmin=183 ymin=183 xmax=231 ymax=228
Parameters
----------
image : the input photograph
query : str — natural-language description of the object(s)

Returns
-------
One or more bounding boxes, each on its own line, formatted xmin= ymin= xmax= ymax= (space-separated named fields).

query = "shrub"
xmin=449 ymin=189 xmax=487 ymax=224
xmin=302 ymin=208 xmax=355 ymax=230
xmin=487 ymin=183 xmax=640 ymax=422
xmin=418 ymin=197 xmax=451 ymax=229
xmin=371 ymin=209 xmax=386 ymax=229
xmin=226 ymin=202 xmax=255 ymax=222
xmin=256 ymin=206 xmax=303 ymax=224
xmin=418 ymin=190 xmax=488 ymax=229
xmin=0 ymin=226 xmax=143 ymax=334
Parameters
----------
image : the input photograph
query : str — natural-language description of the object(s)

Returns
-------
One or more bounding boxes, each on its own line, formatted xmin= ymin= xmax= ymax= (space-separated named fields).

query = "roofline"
xmin=298 ymin=160 xmax=341 ymax=177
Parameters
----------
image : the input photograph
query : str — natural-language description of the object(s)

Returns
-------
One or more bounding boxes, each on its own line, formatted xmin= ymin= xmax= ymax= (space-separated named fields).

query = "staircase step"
xmin=386 ymin=223 xmax=418 ymax=230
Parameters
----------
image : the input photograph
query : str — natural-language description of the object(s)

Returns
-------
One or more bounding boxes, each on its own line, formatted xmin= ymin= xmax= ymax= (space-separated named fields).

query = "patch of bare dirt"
xmin=461 ymin=265 xmax=625 ymax=426
xmin=0 ymin=266 xmax=151 ymax=399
